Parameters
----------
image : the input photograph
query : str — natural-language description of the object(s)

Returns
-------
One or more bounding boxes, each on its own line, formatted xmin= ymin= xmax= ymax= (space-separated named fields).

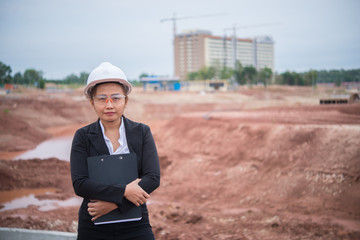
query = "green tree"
xmin=187 ymin=72 xmax=198 ymax=80
xmin=220 ymin=66 xmax=233 ymax=80
xmin=13 ymin=72 xmax=23 ymax=84
xmin=234 ymin=61 xmax=244 ymax=84
xmin=281 ymin=71 xmax=304 ymax=85
xmin=188 ymin=66 xmax=217 ymax=80
xmin=258 ymin=67 xmax=272 ymax=88
xmin=64 ymin=74 xmax=79 ymax=84
xmin=23 ymin=69 xmax=42 ymax=86
xmin=207 ymin=66 xmax=216 ymax=79
xmin=274 ymin=68 xmax=360 ymax=86
xmin=79 ymin=72 xmax=89 ymax=84
xmin=0 ymin=61 xmax=12 ymax=85
xmin=198 ymin=66 xmax=216 ymax=80
xmin=281 ymin=71 xmax=293 ymax=85
xmin=304 ymin=70 xmax=317 ymax=87
xmin=62 ymin=72 xmax=89 ymax=85
xmin=139 ymin=72 xmax=149 ymax=79
xmin=38 ymin=78 xmax=45 ymax=89
xmin=243 ymin=66 xmax=257 ymax=86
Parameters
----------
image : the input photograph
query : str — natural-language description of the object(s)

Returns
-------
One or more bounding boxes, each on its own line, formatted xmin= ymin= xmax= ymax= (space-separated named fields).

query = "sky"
xmin=1 ymin=0 xmax=359 ymax=80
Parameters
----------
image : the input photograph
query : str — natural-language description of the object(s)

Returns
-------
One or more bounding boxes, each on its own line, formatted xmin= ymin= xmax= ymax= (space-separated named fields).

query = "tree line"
xmin=0 ymin=61 xmax=89 ymax=89
xmin=186 ymin=61 xmax=360 ymax=86
xmin=1 ymin=61 xmax=359 ymax=89
xmin=275 ymin=69 xmax=360 ymax=86
xmin=187 ymin=62 xmax=273 ymax=87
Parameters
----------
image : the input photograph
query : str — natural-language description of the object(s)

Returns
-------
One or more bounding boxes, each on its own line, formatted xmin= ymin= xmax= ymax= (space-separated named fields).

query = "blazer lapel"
xmin=123 ymin=116 xmax=137 ymax=153
xmin=87 ymin=119 xmax=110 ymax=155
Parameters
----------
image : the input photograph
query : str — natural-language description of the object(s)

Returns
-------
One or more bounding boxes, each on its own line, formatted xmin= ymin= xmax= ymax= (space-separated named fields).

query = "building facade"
xmin=174 ymin=29 xmax=274 ymax=80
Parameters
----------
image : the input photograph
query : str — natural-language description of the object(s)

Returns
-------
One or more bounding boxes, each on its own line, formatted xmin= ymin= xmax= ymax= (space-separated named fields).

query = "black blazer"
xmin=70 ymin=116 xmax=160 ymax=223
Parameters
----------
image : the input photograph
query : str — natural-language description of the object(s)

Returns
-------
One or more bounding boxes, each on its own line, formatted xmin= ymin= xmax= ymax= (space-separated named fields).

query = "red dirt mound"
xmin=149 ymin=107 xmax=360 ymax=239
xmin=0 ymin=94 xmax=96 ymax=151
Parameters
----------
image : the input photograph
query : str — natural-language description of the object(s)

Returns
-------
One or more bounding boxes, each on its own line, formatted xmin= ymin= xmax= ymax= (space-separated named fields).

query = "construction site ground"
xmin=0 ymin=86 xmax=359 ymax=240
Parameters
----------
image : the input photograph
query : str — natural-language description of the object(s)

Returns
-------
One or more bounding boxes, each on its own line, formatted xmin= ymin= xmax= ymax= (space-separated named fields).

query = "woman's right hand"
xmin=124 ymin=178 xmax=150 ymax=206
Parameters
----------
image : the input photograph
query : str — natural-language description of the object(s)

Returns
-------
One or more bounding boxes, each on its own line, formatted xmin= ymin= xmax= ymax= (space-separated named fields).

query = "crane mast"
xmin=161 ymin=13 xmax=226 ymax=40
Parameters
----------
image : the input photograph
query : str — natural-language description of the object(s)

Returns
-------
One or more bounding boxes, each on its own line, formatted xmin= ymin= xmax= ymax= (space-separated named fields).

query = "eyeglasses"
xmin=93 ymin=94 xmax=126 ymax=105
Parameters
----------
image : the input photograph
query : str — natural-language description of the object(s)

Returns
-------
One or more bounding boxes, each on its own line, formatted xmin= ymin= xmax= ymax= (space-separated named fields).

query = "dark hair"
xmin=89 ymin=82 xmax=128 ymax=99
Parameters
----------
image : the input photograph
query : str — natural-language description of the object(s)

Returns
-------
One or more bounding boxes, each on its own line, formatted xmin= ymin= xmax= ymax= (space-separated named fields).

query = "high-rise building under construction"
xmin=174 ymin=29 xmax=274 ymax=80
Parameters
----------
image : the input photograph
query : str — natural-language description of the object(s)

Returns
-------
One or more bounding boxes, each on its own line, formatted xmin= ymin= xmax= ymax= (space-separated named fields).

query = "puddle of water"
xmin=14 ymin=136 xmax=73 ymax=161
xmin=0 ymin=188 xmax=57 ymax=204
xmin=0 ymin=188 xmax=82 ymax=212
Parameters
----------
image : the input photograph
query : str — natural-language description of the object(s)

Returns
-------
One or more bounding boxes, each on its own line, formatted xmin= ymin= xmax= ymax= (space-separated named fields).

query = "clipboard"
xmin=87 ymin=153 xmax=142 ymax=225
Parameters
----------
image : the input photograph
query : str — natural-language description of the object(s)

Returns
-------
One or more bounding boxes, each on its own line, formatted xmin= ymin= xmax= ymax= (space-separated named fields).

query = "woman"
xmin=70 ymin=62 xmax=160 ymax=240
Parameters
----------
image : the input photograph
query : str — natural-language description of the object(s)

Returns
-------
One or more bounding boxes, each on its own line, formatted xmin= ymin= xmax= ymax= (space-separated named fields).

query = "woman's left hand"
xmin=87 ymin=200 xmax=118 ymax=221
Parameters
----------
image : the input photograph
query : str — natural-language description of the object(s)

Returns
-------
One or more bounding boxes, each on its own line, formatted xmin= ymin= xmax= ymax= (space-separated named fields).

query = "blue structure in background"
xmin=140 ymin=76 xmax=181 ymax=91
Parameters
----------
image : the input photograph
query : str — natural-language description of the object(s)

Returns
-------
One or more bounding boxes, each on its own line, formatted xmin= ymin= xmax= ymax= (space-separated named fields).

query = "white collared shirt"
xmin=99 ymin=117 xmax=130 ymax=155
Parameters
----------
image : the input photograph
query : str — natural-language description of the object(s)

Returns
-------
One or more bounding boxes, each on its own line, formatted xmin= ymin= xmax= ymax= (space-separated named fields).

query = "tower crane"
xmin=223 ymin=22 xmax=281 ymax=77
xmin=161 ymin=13 xmax=226 ymax=39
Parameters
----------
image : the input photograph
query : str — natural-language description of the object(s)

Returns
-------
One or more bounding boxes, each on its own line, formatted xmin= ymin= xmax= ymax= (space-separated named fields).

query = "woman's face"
xmin=90 ymin=83 xmax=128 ymax=124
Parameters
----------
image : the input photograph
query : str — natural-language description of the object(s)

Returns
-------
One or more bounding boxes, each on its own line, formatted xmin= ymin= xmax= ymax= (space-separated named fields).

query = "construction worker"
xmin=70 ymin=62 xmax=160 ymax=240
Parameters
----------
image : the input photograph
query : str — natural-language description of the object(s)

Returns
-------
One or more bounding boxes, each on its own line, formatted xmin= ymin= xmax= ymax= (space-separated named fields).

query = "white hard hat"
xmin=84 ymin=62 xmax=132 ymax=98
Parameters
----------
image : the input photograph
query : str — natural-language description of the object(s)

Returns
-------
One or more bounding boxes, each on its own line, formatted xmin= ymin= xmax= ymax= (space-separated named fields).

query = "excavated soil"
xmin=0 ymin=86 xmax=360 ymax=239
